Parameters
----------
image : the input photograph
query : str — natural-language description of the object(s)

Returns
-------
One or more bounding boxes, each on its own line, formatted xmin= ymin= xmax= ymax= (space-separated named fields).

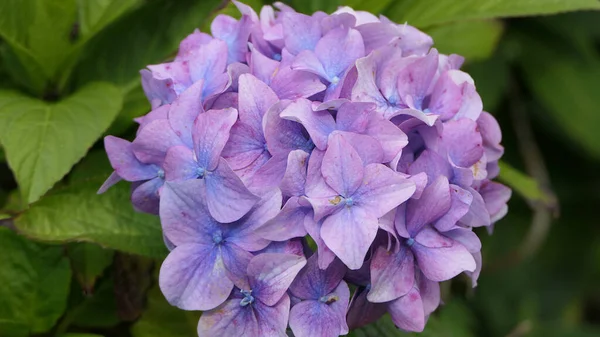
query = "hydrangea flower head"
xmin=101 ymin=1 xmax=511 ymax=335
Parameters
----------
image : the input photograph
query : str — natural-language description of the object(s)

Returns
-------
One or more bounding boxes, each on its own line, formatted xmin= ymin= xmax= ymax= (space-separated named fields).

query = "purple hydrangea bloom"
xmin=101 ymin=1 xmax=511 ymax=335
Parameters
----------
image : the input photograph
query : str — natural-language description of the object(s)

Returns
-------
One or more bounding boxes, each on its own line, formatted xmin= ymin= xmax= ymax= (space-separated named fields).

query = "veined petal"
xmin=406 ymin=176 xmax=451 ymax=235
xmin=316 ymin=27 xmax=364 ymax=81
xmin=289 ymin=254 xmax=346 ymax=300
xmin=193 ymin=107 xmax=238 ymax=171
xmin=222 ymin=122 xmax=267 ymax=170
xmin=434 ymin=184 xmax=473 ymax=231
xmin=104 ymin=136 xmax=157 ymax=181
xmin=257 ymin=197 xmax=309 ymax=241
xmin=280 ymin=150 xmax=309 ymax=197
xmin=205 ymin=158 xmax=259 ymax=223
xmin=168 ymin=79 xmax=205 ymax=148
xmin=412 ymin=235 xmax=476 ymax=282
xmin=131 ymin=177 xmax=163 ymax=215
xmin=238 ymin=73 xmax=279 ymax=132
xmin=159 ymin=243 xmax=231 ymax=310
xmin=368 ymin=246 xmax=415 ymax=303
xmin=248 ymin=253 xmax=307 ymax=306
xmin=321 ymin=206 xmax=378 ymax=270
xmin=197 ymin=299 xmax=260 ymax=336
xmin=132 ymin=119 xmax=183 ymax=165
xmin=354 ymin=163 xmax=415 ymax=217
xmin=322 ymin=133 xmax=364 ymax=197
xmin=163 ymin=145 xmax=198 ymax=181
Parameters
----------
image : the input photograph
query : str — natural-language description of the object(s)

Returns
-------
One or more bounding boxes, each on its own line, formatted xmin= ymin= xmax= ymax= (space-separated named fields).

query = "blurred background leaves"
xmin=0 ymin=0 xmax=600 ymax=336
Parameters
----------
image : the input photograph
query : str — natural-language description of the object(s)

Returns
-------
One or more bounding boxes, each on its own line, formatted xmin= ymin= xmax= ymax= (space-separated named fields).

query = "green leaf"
xmin=58 ymin=334 xmax=104 ymax=337
xmin=68 ymin=242 xmax=114 ymax=292
xmin=385 ymin=0 xmax=600 ymax=28
xmin=73 ymin=0 xmax=223 ymax=88
xmin=71 ymin=278 xmax=120 ymax=328
xmin=13 ymin=175 xmax=167 ymax=258
xmin=336 ymin=0 xmax=395 ymax=14
xmin=106 ymin=85 xmax=150 ymax=137
xmin=515 ymin=29 xmax=600 ymax=160
xmin=425 ymin=20 xmax=504 ymax=61
xmin=0 ymin=227 xmax=72 ymax=336
xmin=77 ymin=0 xmax=142 ymax=39
xmin=0 ymin=82 xmax=123 ymax=204
xmin=498 ymin=161 xmax=549 ymax=204
xmin=0 ymin=0 xmax=77 ymax=92
xmin=131 ymin=280 xmax=200 ymax=337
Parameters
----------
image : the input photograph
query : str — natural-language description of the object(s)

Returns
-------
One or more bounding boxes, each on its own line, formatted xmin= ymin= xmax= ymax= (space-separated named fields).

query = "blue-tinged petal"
xmin=368 ymin=246 xmax=414 ymax=303
xmin=282 ymin=12 xmax=321 ymax=55
xmin=321 ymin=206 xmax=378 ymax=270
xmin=104 ymin=136 xmax=157 ymax=181
xmin=396 ymin=49 xmax=439 ymax=111
xmin=408 ymin=149 xmax=453 ymax=184
xmin=263 ymin=101 xmax=313 ymax=157
xmin=211 ymin=14 xmax=252 ymax=64
xmin=174 ymin=29 xmax=212 ymax=62
xmin=131 ymin=119 xmax=183 ymax=165
xmin=335 ymin=131 xmax=384 ymax=165
xmin=159 ymin=180 xmax=218 ymax=246
xmin=248 ymin=253 xmax=306 ymax=306
xmin=256 ymin=239 xmax=305 ymax=256
xmin=205 ymin=158 xmax=259 ymax=223
xmin=292 ymin=50 xmax=329 ymax=80
xmin=168 ymin=80 xmax=205 ymax=148
xmin=159 ymin=243 xmax=232 ymax=310
xmin=193 ymin=107 xmax=237 ymax=171
xmin=221 ymin=243 xmax=254 ymax=290
xmin=315 ymin=27 xmax=364 ymax=81
xmin=140 ymin=69 xmax=176 ymax=108
xmin=163 ymin=145 xmax=198 ymax=181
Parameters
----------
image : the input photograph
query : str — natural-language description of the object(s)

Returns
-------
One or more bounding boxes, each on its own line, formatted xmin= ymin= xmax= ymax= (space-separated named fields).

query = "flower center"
xmin=239 ymin=289 xmax=255 ymax=307
xmin=196 ymin=166 xmax=206 ymax=179
xmin=406 ymin=237 xmax=415 ymax=247
xmin=273 ymin=53 xmax=282 ymax=61
xmin=345 ymin=197 xmax=354 ymax=207
xmin=212 ymin=231 xmax=223 ymax=244
xmin=331 ymin=76 xmax=340 ymax=85
xmin=157 ymin=169 xmax=165 ymax=179
xmin=319 ymin=294 xmax=339 ymax=305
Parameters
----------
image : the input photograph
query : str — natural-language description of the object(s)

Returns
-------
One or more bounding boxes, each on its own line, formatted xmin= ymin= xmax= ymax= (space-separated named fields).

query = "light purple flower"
xmin=305 ymin=133 xmax=415 ymax=269
xmin=197 ymin=253 xmax=306 ymax=336
xmin=289 ymin=255 xmax=349 ymax=337
xmin=163 ymin=107 xmax=259 ymax=223
xmin=158 ymin=182 xmax=279 ymax=310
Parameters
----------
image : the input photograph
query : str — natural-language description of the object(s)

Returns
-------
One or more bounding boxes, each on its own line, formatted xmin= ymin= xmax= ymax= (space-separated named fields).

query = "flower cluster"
xmin=101 ymin=1 xmax=511 ymax=336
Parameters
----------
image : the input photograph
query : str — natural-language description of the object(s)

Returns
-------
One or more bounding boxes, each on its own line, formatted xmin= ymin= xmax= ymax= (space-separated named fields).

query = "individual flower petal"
xmin=282 ymin=12 xmax=321 ymax=55
xmin=211 ymin=15 xmax=252 ymax=64
xmin=279 ymin=149 xmax=309 ymax=197
xmin=221 ymin=243 xmax=254 ymax=289
xmin=205 ymin=158 xmax=259 ymax=223
xmin=388 ymin=287 xmax=425 ymax=332
xmin=440 ymin=118 xmax=484 ymax=168
xmin=411 ymin=233 xmax=476 ymax=282
xmin=368 ymin=246 xmax=415 ymax=303
xmin=289 ymin=281 xmax=350 ymax=337
xmin=346 ymin=287 xmax=387 ymax=330
xmin=459 ymin=187 xmax=491 ymax=228
xmin=159 ymin=243 xmax=231 ymax=310
xmin=197 ymin=298 xmax=260 ymax=336
xmin=193 ymin=107 xmax=237 ymax=171
xmin=238 ymin=73 xmax=279 ymax=132
xmin=248 ymin=253 xmax=307 ymax=306
xmin=434 ymin=184 xmax=473 ymax=231
xmin=168 ymin=79 xmax=205 ymax=148
xmin=279 ymin=98 xmax=335 ymax=150
xmin=405 ymin=176 xmax=451 ymax=235
xmin=320 ymin=205 xmax=378 ymax=270
xmin=131 ymin=177 xmax=163 ymax=215
xmin=257 ymin=197 xmax=309 ymax=241
xmin=289 ymin=254 xmax=346 ymax=300
xmin=163 ymin=145 xmax=197 ymax=181
xmin=131 ymin=119 xmax=183 ymax=165
xmin=104 ymin=136 xmax=158 ymax=181
xmin=354 ymin=163 xmax=416 ymax=217
xmin=322 ymin=133 xmax=364 ymax=197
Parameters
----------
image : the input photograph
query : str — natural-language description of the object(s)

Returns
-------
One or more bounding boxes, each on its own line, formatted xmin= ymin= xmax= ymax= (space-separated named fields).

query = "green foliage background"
xmin=1 ymin=0 xmax=600 ymax=336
